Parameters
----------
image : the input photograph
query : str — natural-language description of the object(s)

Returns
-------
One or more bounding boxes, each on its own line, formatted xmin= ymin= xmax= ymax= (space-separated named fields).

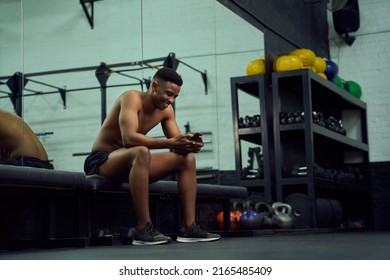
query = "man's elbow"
xmin=122 ymin=135 xmax=137 ymax=148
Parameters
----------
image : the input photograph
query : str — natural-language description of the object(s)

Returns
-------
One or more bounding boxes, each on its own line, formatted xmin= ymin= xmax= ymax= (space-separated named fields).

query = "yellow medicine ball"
xmin=273 ymin=55 xmax=303 ymax=72
xmin=246 ymin=58 xmax=266 ymax=75
xmin=317 ymin=72 xmax=327 ymax=79
xmin=289 ymin=49 xmax=316 ymax=67
xmin=313 ymin=57 xmax=327 ymax=73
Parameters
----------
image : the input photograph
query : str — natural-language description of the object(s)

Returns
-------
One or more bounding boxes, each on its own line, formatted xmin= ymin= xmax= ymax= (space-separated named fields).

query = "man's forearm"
xmin=122 ymin=133 xmax=173 ymax=150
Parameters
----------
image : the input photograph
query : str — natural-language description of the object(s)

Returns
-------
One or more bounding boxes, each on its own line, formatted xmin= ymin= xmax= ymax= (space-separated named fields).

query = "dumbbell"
xmin=338 ymin=120 xmax=347 ymax=135
xmin=280 ymin=112 xmax=288 ymax=124
xmin=240 ymin=115 xmax=261 ymax=128
xmin=313 ymin=111 xmax=326 ymax=127
xmin=241 ymin=168 xmax=259 ymax=179
xmin=326 ymin=116 xmax=347 ymax=135
xmin=238 ymin=117 xmax=245 ymax=128
xmin=292 ymin=111 xmax=304 ymax=123
xmin=291 ymin=165 xmax=307 ymax=177
xmin=120 ymin=227 xmax=135 ymax=245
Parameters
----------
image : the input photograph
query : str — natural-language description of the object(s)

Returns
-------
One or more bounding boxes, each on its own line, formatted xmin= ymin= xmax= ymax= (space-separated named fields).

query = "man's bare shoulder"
xmin=120 ymin=90 xmax=143 ymax=100
xmin=116 ymin=90 xmax=143 ymax=109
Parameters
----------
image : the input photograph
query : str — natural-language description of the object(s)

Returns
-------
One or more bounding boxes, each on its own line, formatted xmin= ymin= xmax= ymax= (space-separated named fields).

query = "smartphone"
xmin=191 ymin=132 xmax=202 ymax=141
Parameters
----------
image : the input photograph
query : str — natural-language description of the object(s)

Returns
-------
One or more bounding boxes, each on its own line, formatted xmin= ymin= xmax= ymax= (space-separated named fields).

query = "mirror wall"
xmin=0 ymin=0 xmax=24 ymax=163
xmin=0 ymin=0 xmax=264 ymax=176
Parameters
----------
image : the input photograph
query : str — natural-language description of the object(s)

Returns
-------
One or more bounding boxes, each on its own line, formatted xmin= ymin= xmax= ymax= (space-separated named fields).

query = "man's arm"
xmin=162 ymin=109 xmax=203 ymax=154
xmin=161 ymin=108 xmax=181 ymax=139
xmin=119 ymin=92 xmax=172 ymax=149
xmin=118 ymin=91 xmax=201 ymax=153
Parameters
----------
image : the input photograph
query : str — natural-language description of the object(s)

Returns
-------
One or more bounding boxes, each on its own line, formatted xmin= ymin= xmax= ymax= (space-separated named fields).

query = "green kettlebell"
xmin=272 ymin=202 xmax=295 ymax=229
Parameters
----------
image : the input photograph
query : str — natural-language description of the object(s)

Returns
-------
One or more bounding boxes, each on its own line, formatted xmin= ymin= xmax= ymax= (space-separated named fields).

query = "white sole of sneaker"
xmin=132 ymin=240 xmax=170 ymax=245
xmin=176 ymin=236 xmax=221 ymax=243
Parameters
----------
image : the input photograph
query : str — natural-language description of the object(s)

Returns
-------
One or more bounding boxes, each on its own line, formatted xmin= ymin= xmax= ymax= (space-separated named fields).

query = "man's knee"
xmin=182 ymin=153 xmax=196 ymax=169
xmin=132 ymin=146 xmax=151 ymax=165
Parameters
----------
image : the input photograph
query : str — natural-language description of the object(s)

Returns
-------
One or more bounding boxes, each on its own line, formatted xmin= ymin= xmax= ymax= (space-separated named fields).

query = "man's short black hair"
xmin=153 ymin=67 xmax=183 ymax=86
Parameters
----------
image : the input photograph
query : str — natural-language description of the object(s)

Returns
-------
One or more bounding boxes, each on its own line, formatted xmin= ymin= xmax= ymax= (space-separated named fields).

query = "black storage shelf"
xmin=231 ymin=74 xmax=272 ymax=202
xmin=272 ymin=69 xmax=370 ymax=229
xmin=241 ymin=179 xmax=267 ymax=187
xmin=238 ymin=128 xmax=263 ymax=145
xmin=275 ymin=69 xmax=367 ymax=111
xmin=314 ymin=178 xmax=370 ymax=193
xmin=280 ymin=123 xmax=369 ymax=151
xmin=280 ymin=178 xmax=369 ymax=193
xmin=238 ymin=127 xmax=262 ymax=135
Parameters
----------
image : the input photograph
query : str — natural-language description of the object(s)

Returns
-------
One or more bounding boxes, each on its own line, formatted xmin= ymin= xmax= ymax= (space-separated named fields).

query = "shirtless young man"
xmin=84 ymin=67 xmax=221 ymax=245
xmin=0 ymin=109 xmax=53 ymax=169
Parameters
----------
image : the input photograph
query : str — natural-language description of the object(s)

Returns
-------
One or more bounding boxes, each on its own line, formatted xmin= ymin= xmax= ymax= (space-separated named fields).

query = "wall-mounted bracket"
xmin=80 ymin=0 xmax=103 ymax=29
xmin=95 ymin=62 xmax=112 ymax=124
xmin=164 ymin=52 xmax=208 ymax=95
xmin=59 ymin=88 xmax=67 ymax=109
xmin=6 ymin=72 xmax=28 ymax=117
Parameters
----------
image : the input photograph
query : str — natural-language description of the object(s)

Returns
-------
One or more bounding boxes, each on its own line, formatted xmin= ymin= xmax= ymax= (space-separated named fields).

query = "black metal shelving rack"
xmin=272 ymin=69 xmax=370 ymax=228
xmin=231 ymin=74 xmax=273 ymax=203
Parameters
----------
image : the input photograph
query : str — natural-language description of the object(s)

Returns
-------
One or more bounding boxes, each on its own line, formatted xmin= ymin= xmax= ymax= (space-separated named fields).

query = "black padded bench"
xmin=0 ymin=165 xmax=87 ymax=250
xmin=85 ymin=174 xmax=248 ymax=234
xmin=0 ymin=165 xmax=85 ymax=190
xmin=86 ymin=174 xmax=247 ymax=198
xmin=0 ymin=165 xmax=247 ymax=249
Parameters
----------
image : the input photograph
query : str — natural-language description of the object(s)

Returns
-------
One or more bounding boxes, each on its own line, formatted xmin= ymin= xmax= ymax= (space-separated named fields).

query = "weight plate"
xmin=284 ymin=193 xmax=311 ymax=228
xmin=316 ymin=198 xmax=332 ymax=228
xmin=328 ymin=199 xmax=343 ymax=228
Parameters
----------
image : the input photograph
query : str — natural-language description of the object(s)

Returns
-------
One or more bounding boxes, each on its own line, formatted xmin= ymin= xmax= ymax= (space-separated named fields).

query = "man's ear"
xmin=151 ymin=81 xmax=158 ymax=91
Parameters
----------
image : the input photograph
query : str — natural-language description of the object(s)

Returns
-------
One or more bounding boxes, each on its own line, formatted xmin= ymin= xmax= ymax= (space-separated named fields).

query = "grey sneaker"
xmin=132 ymin=222 xmax=172 ymax=245
xmin=176 ymin=223 xmax=221 ymax=243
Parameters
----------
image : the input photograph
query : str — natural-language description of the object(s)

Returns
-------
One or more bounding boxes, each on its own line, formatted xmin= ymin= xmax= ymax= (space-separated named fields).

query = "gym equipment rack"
xmin=230 ymin=69 xmax=370 ymax=229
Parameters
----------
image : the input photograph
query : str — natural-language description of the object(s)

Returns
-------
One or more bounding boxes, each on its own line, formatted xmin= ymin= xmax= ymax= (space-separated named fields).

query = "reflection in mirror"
xmin=13 ymin=0 xmax=143 ymax=171
xmin=0 ymin=0 xmax=25 ymax=165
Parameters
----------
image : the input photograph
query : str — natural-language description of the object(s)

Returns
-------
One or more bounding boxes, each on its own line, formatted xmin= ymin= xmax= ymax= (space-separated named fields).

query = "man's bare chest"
xmin=137 ymin=111 xmax=164 ymax=134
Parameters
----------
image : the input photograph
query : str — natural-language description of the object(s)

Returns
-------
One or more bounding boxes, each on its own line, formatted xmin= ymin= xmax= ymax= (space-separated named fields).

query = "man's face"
xmin=152 ymin=80 xmax=180 ymax=110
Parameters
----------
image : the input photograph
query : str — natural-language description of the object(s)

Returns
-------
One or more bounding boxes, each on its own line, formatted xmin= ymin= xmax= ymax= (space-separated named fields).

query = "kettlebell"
xmin=272 ymin=202 xmax=295 ymax=229
xmin=240 ymin=201 xmax=263 ymax=230
xmin=255 ymin=202 xmax=276 ymax=229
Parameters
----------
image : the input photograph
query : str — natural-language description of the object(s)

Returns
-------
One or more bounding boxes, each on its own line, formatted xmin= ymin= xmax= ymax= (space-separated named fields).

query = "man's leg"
xmin=98 ymin=148 xmax=220 ymax=243
xmin=150 ymin=152 xmax=220 ymax=242
xmin=98 ymin=147 xmax=173 ymax=245
xmin=97 ymin=148 xmax=196 ymax=229
xmin=97 ymin=147 xmax=152 ymax=229
xmin=149 ymin=152 xmax=197 ymax=228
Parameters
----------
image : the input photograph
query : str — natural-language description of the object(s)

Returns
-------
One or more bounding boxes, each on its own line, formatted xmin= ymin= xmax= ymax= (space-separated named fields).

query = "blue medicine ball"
xmin=324 ymin=60 xmax=339 ymax=80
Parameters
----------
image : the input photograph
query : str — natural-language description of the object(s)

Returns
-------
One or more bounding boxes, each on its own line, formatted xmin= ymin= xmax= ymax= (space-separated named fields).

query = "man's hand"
xmin=188 ymin=133 xmax=203 ymax=153
xmin=170 ymin=133 xmax=203 ymax=155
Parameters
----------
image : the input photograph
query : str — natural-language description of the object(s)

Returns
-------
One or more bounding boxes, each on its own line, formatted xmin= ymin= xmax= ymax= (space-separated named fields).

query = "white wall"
xmin=328 ymin=0 xmax=390 ymax=162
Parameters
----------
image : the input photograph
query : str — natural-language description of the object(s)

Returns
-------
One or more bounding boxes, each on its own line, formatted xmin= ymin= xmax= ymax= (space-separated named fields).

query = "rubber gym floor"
xmin=1 ymin=231 xmax=390 ymax=260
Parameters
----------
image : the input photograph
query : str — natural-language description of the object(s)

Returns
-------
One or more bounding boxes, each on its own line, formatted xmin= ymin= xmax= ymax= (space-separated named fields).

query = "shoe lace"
xmin=145 ymin=224 xmax=163 ymax=237
xmin=188 ymin=223 xmax=207 ymax=236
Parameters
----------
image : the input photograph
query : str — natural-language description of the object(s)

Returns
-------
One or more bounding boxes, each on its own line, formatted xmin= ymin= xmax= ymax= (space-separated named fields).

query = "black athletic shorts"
xmin=0 ymin=156 xmax=54 ymax=170
xmin=84 ymin=151 xmax=110 ymax=175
